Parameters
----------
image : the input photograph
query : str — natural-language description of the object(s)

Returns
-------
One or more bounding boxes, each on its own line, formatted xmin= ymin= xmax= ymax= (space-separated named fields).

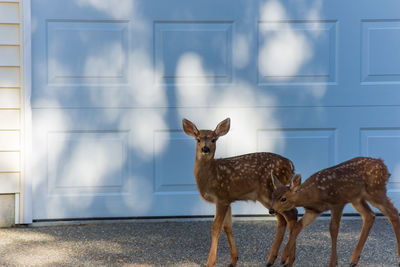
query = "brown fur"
xmin=196 ymin=152 xmax=294 ymax=203
xmin=270 ymin=157 xmax=400 ymax=267
xmin=183 ymin=118 xmax=298 ymax=267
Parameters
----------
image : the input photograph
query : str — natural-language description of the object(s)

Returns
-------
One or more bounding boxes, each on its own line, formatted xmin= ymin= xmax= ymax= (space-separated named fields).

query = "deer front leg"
xmin=223 ymin=205 xmax=238 ymax=267
xmin=207 ymin=202 xmax=229 ymax=267
xmin=280 ymin=208 xmax=298 ymax=266
xmin=266 ymin=213 xmax=287 ymax=267
xmin=329 ymin=205 xmax=344 ymax=267
xmin=281 ymin=210 xmax=320 ymax=267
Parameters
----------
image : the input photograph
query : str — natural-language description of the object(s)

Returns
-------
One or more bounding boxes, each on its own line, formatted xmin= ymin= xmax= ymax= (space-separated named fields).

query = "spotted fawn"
xmin=182 ymin=117 xmax=298 ymax=267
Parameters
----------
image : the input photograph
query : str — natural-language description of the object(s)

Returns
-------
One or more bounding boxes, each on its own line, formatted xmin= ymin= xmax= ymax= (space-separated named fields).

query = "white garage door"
xmin=31 ymin=0 xmax=400 ymax=220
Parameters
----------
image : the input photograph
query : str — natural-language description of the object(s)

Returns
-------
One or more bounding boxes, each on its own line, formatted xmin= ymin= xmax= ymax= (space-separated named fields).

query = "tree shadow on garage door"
xmin=32 ymin=0 xmax=395 ymax=222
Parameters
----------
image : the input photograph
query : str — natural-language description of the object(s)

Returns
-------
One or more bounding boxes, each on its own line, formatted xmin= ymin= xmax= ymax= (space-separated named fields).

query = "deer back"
xmin=297 ymin=157 xmax=390 ymax=204
xmin=199 ymin=152 xmax=294 ymax=202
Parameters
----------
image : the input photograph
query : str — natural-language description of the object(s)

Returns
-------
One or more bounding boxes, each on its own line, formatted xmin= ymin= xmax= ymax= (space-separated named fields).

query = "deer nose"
xmin=269 ymin=208 xmax=275 ymax=215
xmin=201 ymin=146 xmax=210 ymax=153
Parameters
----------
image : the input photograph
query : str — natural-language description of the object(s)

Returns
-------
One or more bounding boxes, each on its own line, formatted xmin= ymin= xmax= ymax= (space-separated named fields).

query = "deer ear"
xmin=182 ymin=118 xmax=199 ymax=138
xmin=214 ymin=118 xmax=230 ymax=137
xmin=290 ymin=174 xmax=302 ymax=191
xmin=270 ymin=171 xmax=283 ymax=190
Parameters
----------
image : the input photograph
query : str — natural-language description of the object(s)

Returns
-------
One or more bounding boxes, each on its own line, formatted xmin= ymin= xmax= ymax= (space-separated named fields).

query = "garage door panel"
xmin=32 ymin=111 xmax=131 ymax=219
xmin=47 ymin=131 xmax=129 ymax=195
xmin=34 ymin=18 xmax=132 ymax=108
xmin=47 ymin=20 xmax=130 ymax=85
xmin=155 ymin=21 xmax=233 ymax=85
xmin=258 ymin=129 xmax=336 ymax=179
xmin=258 ymin=20 xmax=337 ymax=85
xmin=361 ymin=20 xmax=400 ymax=84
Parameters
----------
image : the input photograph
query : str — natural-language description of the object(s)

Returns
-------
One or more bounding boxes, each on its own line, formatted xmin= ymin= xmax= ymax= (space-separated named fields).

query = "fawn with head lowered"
xmin=270 ymin=157 xmax=400 ymax=267
xmin=182 ymin=118 xmax=298 ymax=267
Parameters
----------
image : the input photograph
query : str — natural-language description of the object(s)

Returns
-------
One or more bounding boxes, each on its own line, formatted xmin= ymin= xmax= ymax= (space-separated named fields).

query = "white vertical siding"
xmin=0 ymin=0 xmax=22 ymax=196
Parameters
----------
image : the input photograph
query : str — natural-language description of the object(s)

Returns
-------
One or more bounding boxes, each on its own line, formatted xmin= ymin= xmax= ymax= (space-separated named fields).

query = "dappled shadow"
xmin=29 ymin=0 xmax=400 ymax=220
xmin=0 ymin=219 xmax=398 ymax=266
xmin=31 ymin=0 xmax=172 ymax=219
xmin=296 ymin=218 xmax=399 ymax=266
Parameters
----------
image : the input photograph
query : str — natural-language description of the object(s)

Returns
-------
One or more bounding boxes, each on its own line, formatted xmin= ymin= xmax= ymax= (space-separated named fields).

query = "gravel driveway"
xmin=0 ymin=217 xmax=398 ymax=267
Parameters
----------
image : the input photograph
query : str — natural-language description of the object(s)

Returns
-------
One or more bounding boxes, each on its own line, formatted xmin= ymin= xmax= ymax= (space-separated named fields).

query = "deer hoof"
xmin=228 ymin=264 xmax=235 ymax=267
xmin=266 ymin=263 xmax=273 ymax=267
xmin=349 ymin=264 xmax=357 ymax=267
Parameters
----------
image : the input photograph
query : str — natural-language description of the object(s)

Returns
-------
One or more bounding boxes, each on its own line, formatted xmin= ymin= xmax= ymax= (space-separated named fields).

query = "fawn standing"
xmin=182 ymin=118 xmax=298 ymax=267
xmin=269 ymin=157 xmax=400 ymax=267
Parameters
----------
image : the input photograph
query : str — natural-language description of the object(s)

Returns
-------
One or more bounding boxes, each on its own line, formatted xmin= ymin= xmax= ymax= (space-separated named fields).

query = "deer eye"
xmin=196 ymin=139 xmax=200 ymax=143
xmin=211 ymin=138 xmax=216 ymax=143
xmin=280 ymin=197 xmax=287 ymax=203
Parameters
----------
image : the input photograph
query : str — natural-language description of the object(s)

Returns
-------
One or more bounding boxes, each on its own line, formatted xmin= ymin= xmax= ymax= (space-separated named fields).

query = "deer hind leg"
xmin=369 ymin=195 xmax=400 ymax=266
xmin=266 ymin=213 xmax=287 ymax=267
xmin=329 ymin=205 xmax=344 ymax=267
xmin=207 ymin=203 xmax=229 ymax=267
xmin=223 ymin=206 xmax=238 ymax=267
xmin=349 ymin=199 xmax=375 ymax=266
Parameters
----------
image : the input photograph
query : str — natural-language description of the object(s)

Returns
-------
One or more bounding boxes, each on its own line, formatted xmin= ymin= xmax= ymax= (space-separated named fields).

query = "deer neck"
xmin=194 ymin=157 xmax=217 ymax=194
xmin=289 ymin=186 xmax=309 ymax=206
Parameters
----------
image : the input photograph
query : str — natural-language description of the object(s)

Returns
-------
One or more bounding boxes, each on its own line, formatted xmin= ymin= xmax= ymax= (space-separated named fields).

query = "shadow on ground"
xmin=0 ymin=218 xmax=397 ymax=266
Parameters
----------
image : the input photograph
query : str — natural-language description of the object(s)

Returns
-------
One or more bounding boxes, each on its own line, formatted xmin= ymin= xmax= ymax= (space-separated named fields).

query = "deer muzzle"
xmin=269 ymin=208 xmax=276 ymax=215
xmin=201 ymin=146 xmax=210 ymax=154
